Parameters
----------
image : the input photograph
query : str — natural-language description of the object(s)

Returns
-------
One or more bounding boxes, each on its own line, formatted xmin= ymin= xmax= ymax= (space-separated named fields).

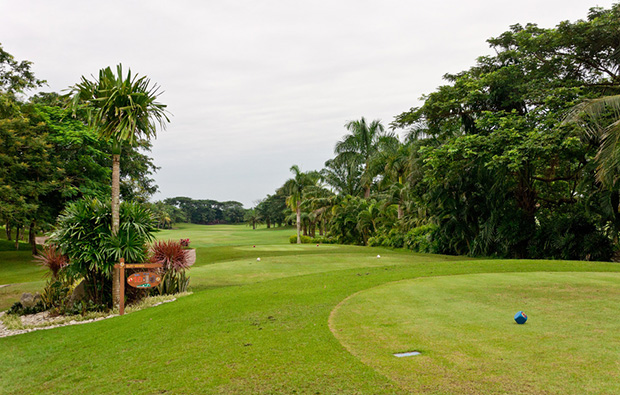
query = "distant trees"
xmin=255 ymin=194 xmax=287 ymax=228
xmin=164 ymin=197 xmax=245 ymax=225
xmin=244 ymin=209 xmax=261 ymax=230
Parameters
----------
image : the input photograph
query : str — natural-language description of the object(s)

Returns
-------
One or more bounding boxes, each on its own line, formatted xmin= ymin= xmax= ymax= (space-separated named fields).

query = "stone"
xmin=70 ymin=280 xmax=87 ymax=306
xmin=20 ymin=293 xmax=34 ymax=308
xmin=184 ymin=248 xmax=196 ymax=266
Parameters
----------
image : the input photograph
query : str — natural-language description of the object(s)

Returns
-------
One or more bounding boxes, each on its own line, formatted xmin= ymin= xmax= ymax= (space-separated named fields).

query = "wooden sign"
xmin=114 ymin=259 xmax=164 ymax=315
xmin=127 ymin=272 xmax=161 ymax=288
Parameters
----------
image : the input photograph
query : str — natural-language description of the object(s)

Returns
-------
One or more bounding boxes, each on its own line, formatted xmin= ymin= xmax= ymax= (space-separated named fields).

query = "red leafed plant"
xmin=180 ymin=238 xmax=190 ymax=247
xmin=35 ymin=244 xmax=69 ymax=279
xmin=149 ymin=240 xmax=190 ymax=272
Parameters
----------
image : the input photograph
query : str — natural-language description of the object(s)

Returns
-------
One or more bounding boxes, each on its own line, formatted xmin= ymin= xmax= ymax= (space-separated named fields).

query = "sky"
xmin=1 ymin=0 xmax=617 ymax=207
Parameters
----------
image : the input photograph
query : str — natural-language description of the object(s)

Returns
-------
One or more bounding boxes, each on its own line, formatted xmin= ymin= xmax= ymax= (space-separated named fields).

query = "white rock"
xmin=257 ymin=258 xmax=261 ymax=262
xmin=377 ymin=255 xmax=381 ymax=258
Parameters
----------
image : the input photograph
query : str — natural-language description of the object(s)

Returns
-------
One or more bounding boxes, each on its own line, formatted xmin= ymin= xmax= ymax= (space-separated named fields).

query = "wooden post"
xmin=113 ymin=260 xmax=162 ymax=317
xmin=119 ymin=258 xmax=125 ymax=316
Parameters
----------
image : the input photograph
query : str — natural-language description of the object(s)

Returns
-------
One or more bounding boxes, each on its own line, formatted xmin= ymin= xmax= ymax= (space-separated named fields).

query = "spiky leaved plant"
xmin=34 ymin=244 xmax=69 ymax=279
xmin=149 ymin=240 xmax=191 ymax=294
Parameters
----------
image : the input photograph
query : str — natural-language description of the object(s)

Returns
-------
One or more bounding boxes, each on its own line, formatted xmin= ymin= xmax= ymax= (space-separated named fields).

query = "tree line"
xmin=255 ymin=4 xmax=620 ymax=261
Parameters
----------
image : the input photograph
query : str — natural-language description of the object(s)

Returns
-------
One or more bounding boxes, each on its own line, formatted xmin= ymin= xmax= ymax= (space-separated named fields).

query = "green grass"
xmin=0 ymin=240 xmax=47 ymax=310
xmin=1 ymin=223 xmax=619 ymax=394
xmin=330 ymin=272 xmax=620 ymax=394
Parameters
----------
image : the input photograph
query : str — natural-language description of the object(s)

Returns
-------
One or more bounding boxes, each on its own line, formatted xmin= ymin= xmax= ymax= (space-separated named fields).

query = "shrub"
xmin=149 ymin=240 xmax=191 ymax=295
xmin=34 ymin=245 xmax=69 ymax=279
xmin=311 ymin=236 xmax=336 ymax=244
xmin=50 ymin=198 xmax=157 ymax=307
xmin=529 ymin=208 xmax=613 ymax=261
xmin=150 ymin=240 xmax=191 ymax=271
xmin=7 ymin=301 xmax=46 ymax=316
xmin=40 ymin=275 xmax=76 ymax=313
xmin=289 ymin=235 xmax=313 ymax=244
xmin=180 ymin=238 xmax=190 ymax=247
xmin=404 ymin=224 xmax=439 ymax=253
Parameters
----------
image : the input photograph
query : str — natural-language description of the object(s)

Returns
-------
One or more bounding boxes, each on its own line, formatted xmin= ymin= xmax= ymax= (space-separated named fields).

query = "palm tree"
xmin=244 ymin=209 xmax=262 ymax=230
xmin=334 ymin=117 xmax=398 ymax=198
xmin=281 ymin=165 xmax=320 ymax=244
xmin=566 ymin=95 xmax=620 ymax=188
xmin=69 ymin=64 xmax=169 ymax=306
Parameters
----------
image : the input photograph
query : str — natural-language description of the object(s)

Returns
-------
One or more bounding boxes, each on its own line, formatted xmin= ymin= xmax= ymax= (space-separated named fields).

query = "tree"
xmin=0 ymin=44 xmax=47 ymax=253
xmin=244 ymin=209 xmax=262 ymax=230
xmin=281 ymin=165 xmax=320 ymax=244
xmin=69 ymin=65 xmax=169 ymax=306
xmin=567 ymin=95 xmax=620 ymax=188
xmin=334 ymin=117 xmax=398 ymax=198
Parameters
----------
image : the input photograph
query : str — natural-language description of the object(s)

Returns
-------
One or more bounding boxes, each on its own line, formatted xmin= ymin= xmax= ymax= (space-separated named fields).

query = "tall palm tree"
xmin=69 ymin=64 xmax=169 ymax=306
xmin=281 ymin=165 xmax=320 ymax=244
xmin=334 ymin=117 xmax=398 ymax=198
xmin=566 ymin=95 xmax=620 ymax=188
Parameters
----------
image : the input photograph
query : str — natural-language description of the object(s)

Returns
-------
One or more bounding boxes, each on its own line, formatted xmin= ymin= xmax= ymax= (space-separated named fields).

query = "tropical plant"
xmin=566 ymin=95 xmax=620 ymax=188
xmin=149 ymin=240 xmax=191 ymax=295
xmin=334 ymin=117 xmax=399 ymax=197
xmin=244 ymin=209 xmax=262 ymax=230
xmin=150 ymin=240 xmax=192 ymax=272
xmin=34 ymin=244 xmax=69 ymax=279
xmin=69 ymin=64 xmax=169 ymax=306
xmin=50 ymin=198 xmax=157 ymax=305
xmin=281 ymin=165 xmax=321 ymax=244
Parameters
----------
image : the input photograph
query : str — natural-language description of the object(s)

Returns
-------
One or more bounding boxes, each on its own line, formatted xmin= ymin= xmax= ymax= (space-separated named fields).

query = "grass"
xmin=0 ymin=239 xmax=47 ymax=310
xmin=330 ymin=272 xmax=620 ymax=394
xmin=0 ymin=223 xmax=619 ymax=393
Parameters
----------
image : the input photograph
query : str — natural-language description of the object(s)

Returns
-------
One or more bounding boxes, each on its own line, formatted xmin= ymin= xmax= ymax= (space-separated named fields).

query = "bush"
xmin=7 ymin=301 xmax=46 ymax=316
xmin=149 ymin=240 xmax=191 ymax=295
xmin=34 ymin=245 xmax=69 ymax=279
xmin=529 ymin=208 xmax=613 ymax=261
xmin=404 ymin=224 xmax=439 ymax=253
xmin=289 ymin=235 xmax=313 ymax=244
xmin=50 ymin=198 xmax=157 ymax=307
xmin=40 ymin=275 xmax=75 ymax=313
xmin=311 ymin=236 xmax=337 ymax=244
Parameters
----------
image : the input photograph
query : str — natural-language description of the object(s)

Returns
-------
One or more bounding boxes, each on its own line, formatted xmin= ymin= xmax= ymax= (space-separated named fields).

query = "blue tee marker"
xmin=514 ymin=311 xmax=528 ymax=324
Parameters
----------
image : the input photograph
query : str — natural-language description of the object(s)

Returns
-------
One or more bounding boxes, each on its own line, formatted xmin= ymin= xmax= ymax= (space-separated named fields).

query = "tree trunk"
xmin=15 ymin=227 xmax=20 ymax=250
xmin=397 ymin=204 xmax=404 ymax=220
xmin=296 ymin=206 xmax=301 ymax=244
xmin=112 ymin=152 xmax=121 ymax=307
xmin=319 ymin=220 xmax=324 ymax=236
xmin=364 ymin=185 xmax=371 ymax=198
xmin=252 ymin=222 xmax=256 ymax=230
xmin=29 ymin=221 xmax=38 ymax=256
xmin=5 ymin=222 xmax=11 ymax=241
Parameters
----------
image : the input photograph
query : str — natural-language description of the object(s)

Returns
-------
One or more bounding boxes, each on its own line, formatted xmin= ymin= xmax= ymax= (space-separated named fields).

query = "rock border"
xmin=0 ymin=298 xmax=179 ymax=338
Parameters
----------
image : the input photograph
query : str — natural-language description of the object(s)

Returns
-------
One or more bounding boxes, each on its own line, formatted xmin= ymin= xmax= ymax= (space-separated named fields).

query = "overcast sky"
xmin=1 ymin=0 xmax=617 ymax=207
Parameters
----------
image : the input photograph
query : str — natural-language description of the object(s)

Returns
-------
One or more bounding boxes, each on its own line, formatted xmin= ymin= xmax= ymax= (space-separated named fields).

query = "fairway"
xmin=330 ymin=272 xmax=620 ymax=394
xmin=1 ymin=224 xmax=620 ymax=394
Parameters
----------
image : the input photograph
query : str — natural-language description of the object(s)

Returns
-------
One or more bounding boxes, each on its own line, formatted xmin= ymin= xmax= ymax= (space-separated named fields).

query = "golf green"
xmin=330 ymin=272 xmax=620 ymax=394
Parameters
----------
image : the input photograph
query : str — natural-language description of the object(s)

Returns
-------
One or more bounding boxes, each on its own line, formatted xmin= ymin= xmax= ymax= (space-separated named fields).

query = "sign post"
xmin=114 ymin=259 xmax=163 ymax=316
